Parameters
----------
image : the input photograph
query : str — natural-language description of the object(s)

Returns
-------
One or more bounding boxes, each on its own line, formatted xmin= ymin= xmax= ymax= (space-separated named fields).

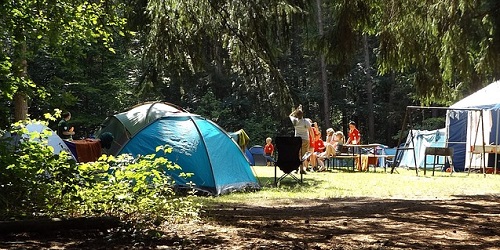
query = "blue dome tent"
xmin=96 ymin=102 xmax=260 ymax=195
xmin=248 ymin=145 xmax=267 ymax=166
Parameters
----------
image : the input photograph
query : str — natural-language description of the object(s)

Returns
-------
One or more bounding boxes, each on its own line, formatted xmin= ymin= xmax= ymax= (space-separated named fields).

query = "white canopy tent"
xmin=447 ymin=80 xmax=500 ymax=172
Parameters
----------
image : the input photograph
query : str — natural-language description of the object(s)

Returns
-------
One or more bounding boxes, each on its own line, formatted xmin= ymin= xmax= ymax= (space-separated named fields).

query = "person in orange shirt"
xmin=310 ymin=130 xmax=326 ymax=171
xmin=303 ymin=120 xmax=321 ymax=169
xmin=264 ymin=137 xmax=275 ymax=166
xmin=346 ymin=121 xmax=361 ymax=145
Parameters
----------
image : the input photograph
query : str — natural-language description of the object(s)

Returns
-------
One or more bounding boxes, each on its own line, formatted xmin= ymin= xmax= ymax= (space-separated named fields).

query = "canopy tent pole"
xmin=408 ymin=111 xmax=419 ymax=176
xmin=468 ymin=110 xmax=482 ymax=175
xmin=495 ymin=110 xmax=499 ymax=174
xmin=391 ymin=107 xmax=409 ymax=174
xmin=390 ymin=106 xmax=428 ymax=175
xmin=467 ymin=110 xmax=487 ymax=177
xmin=481 ymin=110 xmax=486 ymax=177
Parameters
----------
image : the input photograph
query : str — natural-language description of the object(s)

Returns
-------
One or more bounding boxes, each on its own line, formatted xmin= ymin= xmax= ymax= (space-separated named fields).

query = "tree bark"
xmin=387 ymin=71 xmax=396 ymax=145
xmin=14 ymin=91 xmax=29 ymax=121
xmin=13 ymin=26 xmax=29 ymax=121
xmin=363 ymin=34 xmax=374 ymax=143
xmin=316 ymin=0 xmax=330 ymax=130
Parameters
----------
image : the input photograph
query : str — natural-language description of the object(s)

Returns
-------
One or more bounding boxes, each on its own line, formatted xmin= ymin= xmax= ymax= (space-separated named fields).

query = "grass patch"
xmin=200 ymin=166 xmax=500 ymax=205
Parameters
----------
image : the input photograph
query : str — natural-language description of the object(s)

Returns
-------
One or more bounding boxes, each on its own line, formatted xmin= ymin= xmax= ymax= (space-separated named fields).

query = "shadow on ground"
xmin=1 ymin=195 xmax=498 ymax=249
xmin=199 ymin=195 xmax=500 ymax=249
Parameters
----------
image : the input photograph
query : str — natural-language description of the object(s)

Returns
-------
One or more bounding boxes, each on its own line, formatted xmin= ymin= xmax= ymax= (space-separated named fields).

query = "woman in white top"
xmin=289 ymin=105 xmax=311 ymax=174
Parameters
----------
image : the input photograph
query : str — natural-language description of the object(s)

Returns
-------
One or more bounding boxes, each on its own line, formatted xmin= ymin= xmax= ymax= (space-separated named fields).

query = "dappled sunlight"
xmin=172 ymin=166 xmax=500 ymax=248
xmin=199 ymin=195 xmax=500 ymax=249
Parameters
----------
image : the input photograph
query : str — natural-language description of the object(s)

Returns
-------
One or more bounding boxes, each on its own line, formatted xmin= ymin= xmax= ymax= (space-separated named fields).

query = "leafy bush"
xmin=0 ymin=118 xmax=199 ymax=227
xmin=0 ymin=120 xmax=79 ymax=218
xmin=76 ymin=152 xmax=199 ymax=226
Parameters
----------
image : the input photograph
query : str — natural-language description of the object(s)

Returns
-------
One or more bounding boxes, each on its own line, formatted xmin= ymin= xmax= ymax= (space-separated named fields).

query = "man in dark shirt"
xmin=57 ymin=112 xmax=75 ymax=140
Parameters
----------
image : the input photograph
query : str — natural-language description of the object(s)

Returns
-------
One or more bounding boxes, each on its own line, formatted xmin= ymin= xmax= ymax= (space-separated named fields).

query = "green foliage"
xmin=0 ymin=0 xmax=129 ymax=122
xmin=375 ymin=0 xmax=500 ymax=103
xmin=76 ymin=153 xmax=199 ymax=226
xmin=6 ymin=0 xmax=500 ymax=154
xmin=193 ymin=91 xmax=232 ymax=124
xmin=0 ymin=119 xmax=78 ymax=218
xmin=243 ymin=116 xmax=280 ymax=147
xmin=26 ymin=37 xmax=141 ymax=136
xmin=392 ymin=115 xmax=446 ymax=142
xmin=143 ymin=0 xmax=309 ymax=113
xmin=416 ymin=117 xmax=446 ymax=131
xmin=0 ymin=118 xmax=199 ymax=226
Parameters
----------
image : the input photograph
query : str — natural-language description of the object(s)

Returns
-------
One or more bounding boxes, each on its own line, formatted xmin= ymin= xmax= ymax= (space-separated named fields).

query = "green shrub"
xmin=76 ymin=152 xmax=200 ymax=226
xmin=0 ymin=120 xmax=79 ymax=218
xmin=0 ymin=118 xmax=199 ymax=227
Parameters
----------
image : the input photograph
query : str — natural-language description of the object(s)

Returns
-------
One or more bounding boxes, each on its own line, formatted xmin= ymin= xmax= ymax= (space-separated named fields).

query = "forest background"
xmin=2 ymin=0 xmax=500 ymax=147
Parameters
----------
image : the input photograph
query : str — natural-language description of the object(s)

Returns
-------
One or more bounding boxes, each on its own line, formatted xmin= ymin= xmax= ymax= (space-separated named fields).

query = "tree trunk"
xmin=14 ymin=91 xmax=29 ymax=121
xmin=316 ymin=0 xmax=330 ymax=130
xmin=363 ymin=34 xmax=374 ymax=143
xmin=13 ymin=26 xmax=29 ymax=121
xmin=387 ymin=71 xmax=396 ymax=145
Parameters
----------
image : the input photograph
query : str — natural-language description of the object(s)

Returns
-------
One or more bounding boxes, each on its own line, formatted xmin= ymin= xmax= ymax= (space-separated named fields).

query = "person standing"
xmin=346 ymin=121 xmax=363 ymax=171
xmin=289 ymin=105 xmax=312 ymax=174
xmin=57 ymin=111 xmax=75 ymax=141
xmin=264 ymin=137 xmax=275 ymax=166
xmin=346 ymin=121 xmax=361 ymax=145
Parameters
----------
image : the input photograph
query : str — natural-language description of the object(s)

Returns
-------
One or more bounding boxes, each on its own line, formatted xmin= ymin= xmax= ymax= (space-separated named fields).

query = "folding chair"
xmin=274 ymin=136 xmax=303 ymax=186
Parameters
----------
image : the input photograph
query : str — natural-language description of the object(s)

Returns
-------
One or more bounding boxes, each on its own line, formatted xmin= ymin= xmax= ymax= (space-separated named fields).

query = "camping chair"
xmin=274 ymin=136 xmax=303 ymax=186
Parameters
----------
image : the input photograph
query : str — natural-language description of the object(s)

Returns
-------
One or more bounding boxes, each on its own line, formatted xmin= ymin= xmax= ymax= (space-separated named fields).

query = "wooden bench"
xmin=326 ymin=154 xmax=360 ymax=171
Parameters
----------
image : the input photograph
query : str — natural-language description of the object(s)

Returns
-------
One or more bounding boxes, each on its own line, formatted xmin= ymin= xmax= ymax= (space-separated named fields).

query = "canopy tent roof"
xmin=450 ymin=80 xmax=500 ymax=110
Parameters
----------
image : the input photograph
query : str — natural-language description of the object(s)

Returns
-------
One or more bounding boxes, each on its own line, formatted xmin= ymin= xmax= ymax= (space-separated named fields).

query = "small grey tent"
xmin=2 ymin=122 xmax=76 ymax=161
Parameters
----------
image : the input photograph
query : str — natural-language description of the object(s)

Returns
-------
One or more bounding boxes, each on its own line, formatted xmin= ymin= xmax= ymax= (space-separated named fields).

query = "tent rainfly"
xmin=96 ymin=102 xmax=260 ymax=195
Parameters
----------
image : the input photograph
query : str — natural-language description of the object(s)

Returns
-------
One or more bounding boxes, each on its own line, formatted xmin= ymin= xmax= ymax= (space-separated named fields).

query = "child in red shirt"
xmin=264 ymin=137 xmax=275 ymax=166
xmin=347 ymin=121 xmax=361 ymax=145
xmin=310 ymin=131 xmax=326 ymax=171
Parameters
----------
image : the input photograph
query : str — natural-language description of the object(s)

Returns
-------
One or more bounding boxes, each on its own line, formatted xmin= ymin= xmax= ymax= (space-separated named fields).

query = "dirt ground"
xmin=1 ymin=195 xmax=499 ymax=249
